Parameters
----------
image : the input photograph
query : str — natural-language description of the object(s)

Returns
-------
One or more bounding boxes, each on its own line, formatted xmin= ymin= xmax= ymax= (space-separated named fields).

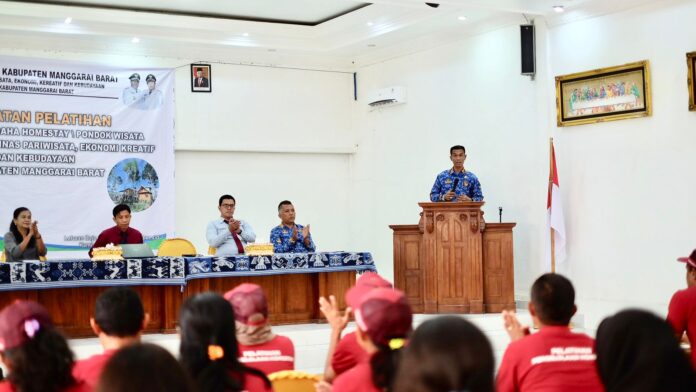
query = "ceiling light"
xmin=367 ymin=22 xmax=373 ymax=26
xmin=64 ymin=17 xmax=72 ymax=24
xmin=131 ymin=37 xmax=140 ymax=44
xmin=553 ymin=5 xmax=565 ymax=13
xmin=457 ymin=16 xmax=467 ymax=21
xmin=242 ymin=32 xmax=249 ymax=37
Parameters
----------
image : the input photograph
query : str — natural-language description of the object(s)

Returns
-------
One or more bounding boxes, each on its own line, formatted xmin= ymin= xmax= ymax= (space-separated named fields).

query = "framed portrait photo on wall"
xmin=555 ymin=60 xmax=651 ymax=127
xmin=688 ymin=51 xmax=696 ymax=111
xmin=191 ymin=64 xmax=211 ymax=93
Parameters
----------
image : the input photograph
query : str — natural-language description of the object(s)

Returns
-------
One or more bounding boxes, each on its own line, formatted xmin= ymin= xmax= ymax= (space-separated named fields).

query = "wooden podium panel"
xmin=482 ymin=223 xmax=516 ymax=312
xmin=390 ymin=225 xmax=424 ymax=313
xmin=392 ymin=202 xmax=515 ymax=314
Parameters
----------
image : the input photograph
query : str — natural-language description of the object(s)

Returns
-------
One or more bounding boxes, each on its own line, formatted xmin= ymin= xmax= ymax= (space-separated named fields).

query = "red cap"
xmin=224 ymin=284 xmax=268 ymax=326
xmin=354 ymin=288 xmax=412 ymax=346
xmin=0 ymin=300 xmax=53 ymax=351
xmin=345 ymin=272 xmax=392 ymax=309
xmin=677 ymin=249 xmax=696 ymax=268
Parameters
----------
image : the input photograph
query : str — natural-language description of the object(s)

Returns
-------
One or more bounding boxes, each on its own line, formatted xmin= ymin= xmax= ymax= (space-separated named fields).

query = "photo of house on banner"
xmin=107 ymin=158 xmax=160 ymax=212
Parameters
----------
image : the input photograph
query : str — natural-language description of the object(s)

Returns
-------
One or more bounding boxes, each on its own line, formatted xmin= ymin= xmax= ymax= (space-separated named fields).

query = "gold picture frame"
xmin=688 ymin=51 xmax=696 ymax=111
xmin=555 ymin=60 xmax=651 ymax=127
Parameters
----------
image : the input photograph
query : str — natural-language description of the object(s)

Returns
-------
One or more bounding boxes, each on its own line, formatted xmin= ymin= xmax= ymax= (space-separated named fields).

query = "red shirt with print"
xmin=238 ymin=335 xmax=295 ymax=375
xmin=72 ymin=349 xmax=117 ymax=389
xmin=229 ymin=371 xmax=272 ymax=392
xmin=331 ymin=361 xmax=380 ymax=392
xmin=0 ymin=380 xmax=91 ymax=392
xmin=331 ymin=331 xmax=369 ymax=376
xmin=496 ymin=326 xmax=603 ymax=392
xmin=667 ymin=286 xmax=696 ymax=369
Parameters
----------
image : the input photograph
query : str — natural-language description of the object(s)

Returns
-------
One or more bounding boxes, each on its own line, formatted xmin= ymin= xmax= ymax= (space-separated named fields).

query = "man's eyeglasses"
xmin=221 ymin=204 xmax=235 ymax=209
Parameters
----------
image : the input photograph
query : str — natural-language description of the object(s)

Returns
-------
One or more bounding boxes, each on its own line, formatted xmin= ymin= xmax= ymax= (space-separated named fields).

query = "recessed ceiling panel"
xmin=8 ymin=0 xmax=370 ymax=25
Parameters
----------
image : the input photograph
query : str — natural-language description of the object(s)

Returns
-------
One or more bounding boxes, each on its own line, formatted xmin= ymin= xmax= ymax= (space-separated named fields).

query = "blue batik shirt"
xmin=430 ymin=169 xmax=484 ymax=202
xmin=270 ymin=223 xmax=316 ymax=253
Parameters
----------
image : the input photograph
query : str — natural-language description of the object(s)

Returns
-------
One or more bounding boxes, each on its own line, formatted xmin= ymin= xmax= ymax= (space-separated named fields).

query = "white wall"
xmin=0 ymin=48 xmax=357 ymax=253
xmin=349 ymin=24 xmax=550 ymax=290
xmin=546 ymin=0 xmax=696 ymax=329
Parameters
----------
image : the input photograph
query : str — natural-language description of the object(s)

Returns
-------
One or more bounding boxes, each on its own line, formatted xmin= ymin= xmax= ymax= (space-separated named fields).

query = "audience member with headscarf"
xmin=225 ymin=283 xmax=294 ymax=374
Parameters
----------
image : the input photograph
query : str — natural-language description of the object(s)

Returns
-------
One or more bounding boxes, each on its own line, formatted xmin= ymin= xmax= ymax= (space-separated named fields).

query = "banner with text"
xmin=0 ymin=56 xmax=175 ymax=257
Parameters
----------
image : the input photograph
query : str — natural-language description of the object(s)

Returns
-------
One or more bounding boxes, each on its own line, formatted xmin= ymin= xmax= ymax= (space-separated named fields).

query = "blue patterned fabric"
xmin=0 ymin=252 xmax=375 ymax=291
xmin=429 ymin=169 xmax=484 ymax=202
xmin=269 ymin=224 xmax=316 ymax=253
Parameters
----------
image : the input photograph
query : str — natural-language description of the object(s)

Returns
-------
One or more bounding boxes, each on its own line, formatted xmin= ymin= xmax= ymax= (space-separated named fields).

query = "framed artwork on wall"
xmin=688 ymin=51 xmax=696 ymax=111
xmin=555 ymin=60 xmax=651 ymax=127
xmin=191 ymin=64 xmax=211 ymax=93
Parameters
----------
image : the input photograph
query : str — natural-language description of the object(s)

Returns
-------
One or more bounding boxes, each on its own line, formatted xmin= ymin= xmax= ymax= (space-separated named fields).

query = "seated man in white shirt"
xmin=206 ymin=194 xmax=256 ymax=256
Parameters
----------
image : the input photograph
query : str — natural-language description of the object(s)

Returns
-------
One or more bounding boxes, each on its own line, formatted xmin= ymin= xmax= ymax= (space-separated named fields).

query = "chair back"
xmin=157 ymin=238 xmax=197 ymax=257
xmin=208 ymin=246 xmax=216 ymax=256
xmin=268 ymin=371 xmax=321 ymax=392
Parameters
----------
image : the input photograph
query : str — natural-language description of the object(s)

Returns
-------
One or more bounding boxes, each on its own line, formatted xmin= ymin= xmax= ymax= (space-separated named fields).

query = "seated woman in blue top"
xmin=3 ymin=207 xmax=47 ymax=262
xmin=270 ymin=200 xmax=316 ymax=253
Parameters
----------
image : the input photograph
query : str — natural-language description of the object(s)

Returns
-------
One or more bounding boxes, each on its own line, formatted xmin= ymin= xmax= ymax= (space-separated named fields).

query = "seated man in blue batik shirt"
xmin=430 ymin=145 xmax=484 ymax=202
xmin=206 ymin=194 xmax=256 ymax=256
xmin=270 ymin=200 xmax=316 ymax=253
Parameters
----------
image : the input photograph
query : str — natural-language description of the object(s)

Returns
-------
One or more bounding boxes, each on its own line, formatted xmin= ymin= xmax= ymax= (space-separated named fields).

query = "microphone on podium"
xmin=451 ymin=178 xmax=459 ymax=191
xmin=499 ymin=206 xmax=503 ymax=223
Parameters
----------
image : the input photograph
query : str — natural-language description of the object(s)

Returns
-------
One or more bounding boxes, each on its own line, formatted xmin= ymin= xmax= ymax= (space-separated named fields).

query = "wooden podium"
xmin=390 ymin=202 xmax=515 ymax=314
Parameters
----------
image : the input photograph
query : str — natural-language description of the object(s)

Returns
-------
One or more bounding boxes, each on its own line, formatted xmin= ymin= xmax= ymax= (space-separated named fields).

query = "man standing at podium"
xmin=430 ymin=145 xmax=484 ymax=202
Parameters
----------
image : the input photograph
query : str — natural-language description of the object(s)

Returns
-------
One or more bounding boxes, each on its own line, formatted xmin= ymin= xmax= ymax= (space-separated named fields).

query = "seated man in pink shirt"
xmin=497 ymin=273 xmax=603 ymax=392
xmin=73 ymin=287 xmax=149 ymax=388
xmin=224 ymin=283 xmax=295 ymax=375
xmin=89 ymin=204 xmax=144 ymax=257
xmin=667 ymin=248 xmax=696 ymax=369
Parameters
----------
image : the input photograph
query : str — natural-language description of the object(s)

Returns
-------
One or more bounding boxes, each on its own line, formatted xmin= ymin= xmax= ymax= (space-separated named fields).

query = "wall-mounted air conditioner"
xmin=367 ymin=86 xmax=406 ymax=110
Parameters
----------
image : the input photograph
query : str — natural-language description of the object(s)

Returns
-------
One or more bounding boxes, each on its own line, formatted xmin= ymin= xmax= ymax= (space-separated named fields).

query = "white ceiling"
xmin=28 ymin=0 xmax=371 ymax=24
xmin=0 ymin=0 xmax=657 ymax=71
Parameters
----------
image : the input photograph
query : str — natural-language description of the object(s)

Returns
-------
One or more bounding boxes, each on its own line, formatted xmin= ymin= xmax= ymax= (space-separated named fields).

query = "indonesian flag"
xmin=545 ymin=139 xmax=566 ymax=271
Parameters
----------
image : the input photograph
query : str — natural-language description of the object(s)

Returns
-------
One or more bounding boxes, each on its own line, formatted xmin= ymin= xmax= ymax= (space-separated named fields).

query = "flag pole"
xmin=549 ymin=137 xmax=556 ymax=273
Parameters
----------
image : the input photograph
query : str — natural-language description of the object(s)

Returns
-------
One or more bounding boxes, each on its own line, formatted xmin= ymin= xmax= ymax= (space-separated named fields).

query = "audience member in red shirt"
xmin=73 ymin=287 xmax=149 ymax=388
xmin=667 ymin=249 xmax=696 ymax=369
xmin=224 ymin=283 xmax=295 ymax=374
xmin=96 ymin=343 xmax=196 ymax=392
xmin=179 ymin=292 xmax=272 ymax=392
xmin=0 ymin=300 xmax=90 ymax=392
xmin=319 ymin=272 xmax=392 ymax=382
xmin=595 ymin=309 xmax=696 ymax=392
xmin=393 ymin=316 xmax=495 ymax=392
xmin=321 ymin=288 xmax=413 ymax=392
xmin=497 ymin=273 xmax=603 ymax=392
xmin=88 ymin=204 xmax=144 ymax=257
